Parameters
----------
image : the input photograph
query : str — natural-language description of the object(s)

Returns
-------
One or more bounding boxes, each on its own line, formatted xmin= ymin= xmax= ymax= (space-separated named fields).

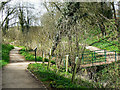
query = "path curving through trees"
xmin=2 ymin=47 xmax=47 ymax=89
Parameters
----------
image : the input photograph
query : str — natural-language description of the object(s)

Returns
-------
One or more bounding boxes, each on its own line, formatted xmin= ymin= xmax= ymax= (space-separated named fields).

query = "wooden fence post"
xmin=42 ymin=51 xmax=45 ymax=64
xmin=34 ymin=47 xmax=37 ymax=62
xmin=48 ymin=49 xmax=51 ymax=70
xmin=72 ymin=57 xmax=78 ymax=82
xmin=65 ymin=55 xmax=69 ymax=72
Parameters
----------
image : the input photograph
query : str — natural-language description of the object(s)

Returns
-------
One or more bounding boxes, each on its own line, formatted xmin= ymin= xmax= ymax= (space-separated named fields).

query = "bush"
xmin=51 ymin=60 xmax=56 ymax=64
xmin=37 ymin=56 xmax=42 ymax=61
xmin=96 ymin=62 xmax=120 ymax=88
xmin=44 ymin=58 xmax=49 ymax=62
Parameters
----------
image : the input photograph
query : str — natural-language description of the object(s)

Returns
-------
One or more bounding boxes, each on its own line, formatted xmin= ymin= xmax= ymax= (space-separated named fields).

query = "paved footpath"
xmin=2 ymin=47 xmax=47 ymax=89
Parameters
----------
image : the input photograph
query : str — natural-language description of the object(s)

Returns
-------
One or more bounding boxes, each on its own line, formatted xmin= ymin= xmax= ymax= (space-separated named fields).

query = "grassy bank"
xmin=96 ymin=61 xmax=120 ymax=88
xmin=0 ymin=44 xmax=14 ymax=67
xmin=28 ymin=63 xmax=95 ymax=89
xmin=86 ymin=36 xmax=119 ymax=51
xmin=93 ymin=40 xmax=119 ymax=51
xmin=20 ymin=48 xmax=55 ymax=64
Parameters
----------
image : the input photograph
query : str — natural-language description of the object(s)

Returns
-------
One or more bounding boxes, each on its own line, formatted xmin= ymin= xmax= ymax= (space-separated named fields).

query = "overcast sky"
xmin=8 ymin=0 xmax=47 ymax=15
xmin=0 ymin=0 xmax=119 ymax=26
xmin=0 ymin=0 xmax=48 ymax=26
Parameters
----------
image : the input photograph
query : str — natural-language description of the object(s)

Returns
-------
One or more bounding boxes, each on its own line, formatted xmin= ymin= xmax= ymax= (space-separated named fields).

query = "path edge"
xmin=26 ymin=68 xmax=47 ymax=90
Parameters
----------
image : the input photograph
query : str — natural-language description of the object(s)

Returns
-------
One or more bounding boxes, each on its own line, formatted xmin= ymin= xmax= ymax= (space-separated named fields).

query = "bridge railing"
xmin=81 ymin=50 xmax=120 ymax=65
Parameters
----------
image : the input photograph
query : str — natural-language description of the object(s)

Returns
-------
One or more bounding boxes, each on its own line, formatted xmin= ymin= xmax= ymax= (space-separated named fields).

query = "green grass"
xmin=28 ymin=63 xmax=94 ymax=88
xmin=0 ymin=44 xmax=14 ymax=67
xmin=20 ymin=48 xmax=56 ymax=64
xmin=93 ymin=40 xmax=119 ymax=51
xmin=85 ymin=20 xmax=119 ymax=52
xmin=86 ymin=36 xmax=119 ymax=51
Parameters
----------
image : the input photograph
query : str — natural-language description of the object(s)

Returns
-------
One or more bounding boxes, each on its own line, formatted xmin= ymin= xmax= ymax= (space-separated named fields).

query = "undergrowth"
xmin=28 ymin=63 xmax=94 ymax=89
xmin=96 ymin=61 xmax=120 ymax=88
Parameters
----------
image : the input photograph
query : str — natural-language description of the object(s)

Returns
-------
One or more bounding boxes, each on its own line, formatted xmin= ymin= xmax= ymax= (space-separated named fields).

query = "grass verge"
xmin=28 ymin=63 xmax=95 ymax=89
xmin=0 ymin=44 xmax=14 ymax=67
xmin=20 ymin=48 xmax=55 ymax=64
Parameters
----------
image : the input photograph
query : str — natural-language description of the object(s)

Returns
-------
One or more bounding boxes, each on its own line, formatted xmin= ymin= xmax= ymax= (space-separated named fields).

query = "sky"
xmin=0 ymin=0 xmax=119 ymax=26
xmin=8 ymin=0 xmax=47 ymax=15
xmin=0 ymin=0 xmax=48 ymax=26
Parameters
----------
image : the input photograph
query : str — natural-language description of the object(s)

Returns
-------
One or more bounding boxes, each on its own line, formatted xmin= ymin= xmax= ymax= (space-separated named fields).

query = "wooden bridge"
xmin=80 ymin=49 xmax=120 ymax=68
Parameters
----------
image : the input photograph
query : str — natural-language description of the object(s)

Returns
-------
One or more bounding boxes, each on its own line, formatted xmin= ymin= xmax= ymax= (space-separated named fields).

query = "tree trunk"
xmin=71 ymin=63 xmax=77 ymax=82
xmin=47 ymin=54 xmax=51 ymax=70
xmin=71 ymin=27 xmax=79 ymax=82
xmin=68 ymin=34 xmax=72 ymax=66
xmin=51 ymin=30 xmax=63 ymax=56
xmin=118 ymin=2 xmax=120 ymax=55
xmin=98 ymin=21 xmax=106 ymax=37
xmin=42 ymin=51 xmax=45 ymax=64
xmin=118 ymin=20 xmax=120 ymax=55
xmin=100 ymin=2 xmax=106 ymax=36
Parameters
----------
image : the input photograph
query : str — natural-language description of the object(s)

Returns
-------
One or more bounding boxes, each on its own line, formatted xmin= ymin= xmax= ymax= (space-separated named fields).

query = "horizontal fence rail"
xmin=40 ymin=49 xmax=120 ymax=68
xmin=81 ymin=50 xmax=120 ymax=66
